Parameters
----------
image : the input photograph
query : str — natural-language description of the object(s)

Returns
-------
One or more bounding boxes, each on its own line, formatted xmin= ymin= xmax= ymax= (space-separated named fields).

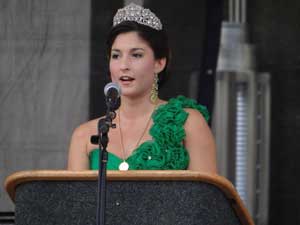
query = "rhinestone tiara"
xmin=113 ymin=3 xmax=163 ymax=31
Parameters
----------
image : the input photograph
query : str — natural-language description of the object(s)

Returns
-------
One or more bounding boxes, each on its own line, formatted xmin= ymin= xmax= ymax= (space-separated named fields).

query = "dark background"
xmin=248 ymin=1 xmax=300 ymax=224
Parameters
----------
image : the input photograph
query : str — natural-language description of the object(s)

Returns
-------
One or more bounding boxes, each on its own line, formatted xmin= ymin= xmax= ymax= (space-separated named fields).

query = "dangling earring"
xmin=150 ymin=73 xmax=159 ymax=104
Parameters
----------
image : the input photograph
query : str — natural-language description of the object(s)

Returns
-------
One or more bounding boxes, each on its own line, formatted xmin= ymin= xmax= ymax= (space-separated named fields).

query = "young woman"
xmin=68 ymin=3 xmax=217 ymax=173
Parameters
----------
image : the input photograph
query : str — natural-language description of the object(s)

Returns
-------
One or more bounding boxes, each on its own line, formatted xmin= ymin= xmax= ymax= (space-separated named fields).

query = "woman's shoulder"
xmin=184 ymin=108 xmax=208 ymax=129
xmin=72 ymin=118 xmax=101 ymax=139
xmin=151 ymin=95 xmax=209 ymax=131
xmin=165 ymin=95 xmax=210 ymax=122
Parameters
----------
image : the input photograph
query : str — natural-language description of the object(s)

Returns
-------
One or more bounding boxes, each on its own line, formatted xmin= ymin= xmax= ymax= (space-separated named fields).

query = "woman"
xmin=68 ymin=3 xmax=217 ymax=173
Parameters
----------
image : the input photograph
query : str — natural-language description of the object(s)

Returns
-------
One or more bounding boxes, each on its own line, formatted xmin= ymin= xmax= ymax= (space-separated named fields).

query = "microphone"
xmin=104 ymin=82 xmax=121 ymax=111
xmin=104 ymin=82 xmax=121 ymax=99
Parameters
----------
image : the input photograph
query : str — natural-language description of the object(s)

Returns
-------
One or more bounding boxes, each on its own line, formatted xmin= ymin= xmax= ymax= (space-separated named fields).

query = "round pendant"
xmin=119 ymin=161 xmax=129 ymax=171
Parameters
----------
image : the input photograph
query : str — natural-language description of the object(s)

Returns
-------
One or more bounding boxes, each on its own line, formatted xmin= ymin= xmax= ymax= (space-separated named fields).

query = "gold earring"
xmin=150 ymin=73 xmax=159 ymax=104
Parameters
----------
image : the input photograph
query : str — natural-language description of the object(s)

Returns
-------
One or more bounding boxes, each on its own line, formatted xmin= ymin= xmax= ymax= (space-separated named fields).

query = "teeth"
xmin=120 ymin=76 xmax=134 ymax=81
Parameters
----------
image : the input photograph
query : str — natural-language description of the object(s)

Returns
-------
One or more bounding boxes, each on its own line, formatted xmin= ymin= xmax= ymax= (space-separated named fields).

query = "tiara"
xmin=113 ymin=3 xmax=163 ymax=31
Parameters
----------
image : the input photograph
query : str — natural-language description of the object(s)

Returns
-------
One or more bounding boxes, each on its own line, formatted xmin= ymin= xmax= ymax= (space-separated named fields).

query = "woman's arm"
xmin=184 ymin=108 xmax=218 ymax=173
xmin=67 ymin=125 xmax=90 ymax=170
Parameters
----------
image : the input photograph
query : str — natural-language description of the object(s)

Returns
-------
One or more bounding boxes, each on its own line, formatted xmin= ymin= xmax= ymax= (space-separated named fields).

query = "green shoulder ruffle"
xmin=125 ymin=95 xmax=209 ymax=170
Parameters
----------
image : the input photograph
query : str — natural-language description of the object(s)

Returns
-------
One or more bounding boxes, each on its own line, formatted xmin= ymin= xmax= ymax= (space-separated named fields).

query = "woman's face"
xmin=109 ymin=31 xmax=165 ymax=99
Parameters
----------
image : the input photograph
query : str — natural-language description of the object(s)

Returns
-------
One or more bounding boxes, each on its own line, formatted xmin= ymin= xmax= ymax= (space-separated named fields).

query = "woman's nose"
xmin=120 ymin=56 xmax=130 ymax=71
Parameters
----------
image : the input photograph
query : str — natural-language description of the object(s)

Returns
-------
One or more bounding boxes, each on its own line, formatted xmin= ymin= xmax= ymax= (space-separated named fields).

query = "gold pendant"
xmin=119 ymin=161 xmax=129 ymax=171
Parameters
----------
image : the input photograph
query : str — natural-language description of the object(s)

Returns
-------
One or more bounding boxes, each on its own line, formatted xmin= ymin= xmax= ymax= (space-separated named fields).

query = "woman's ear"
xmin=154 ymin=57 xmax=167 ymax=74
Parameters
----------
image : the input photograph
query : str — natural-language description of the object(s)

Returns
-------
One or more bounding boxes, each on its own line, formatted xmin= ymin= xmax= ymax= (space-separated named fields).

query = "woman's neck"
xmin=119 ymin=95 xmax=159 ymax=120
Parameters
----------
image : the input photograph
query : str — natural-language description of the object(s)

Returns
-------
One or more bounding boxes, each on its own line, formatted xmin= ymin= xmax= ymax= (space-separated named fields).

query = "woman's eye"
xmin=132 ymin=53 xmax=143 ymax=58
xmin=111 ymin=53 xmax=119 ymax=59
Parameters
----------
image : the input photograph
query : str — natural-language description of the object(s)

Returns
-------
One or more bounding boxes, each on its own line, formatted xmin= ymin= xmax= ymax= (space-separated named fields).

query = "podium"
xmin=5 ymin=170 xmax=254 ymax=225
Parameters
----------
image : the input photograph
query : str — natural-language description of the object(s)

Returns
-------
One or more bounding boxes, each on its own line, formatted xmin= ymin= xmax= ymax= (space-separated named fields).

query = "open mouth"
xmin=119 ymin=76 xmax=135 ymax=82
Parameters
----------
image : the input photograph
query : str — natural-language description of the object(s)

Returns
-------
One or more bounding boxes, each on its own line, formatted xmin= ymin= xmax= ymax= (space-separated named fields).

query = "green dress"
xmin=89 ymin=96 xmax=210 ymax=170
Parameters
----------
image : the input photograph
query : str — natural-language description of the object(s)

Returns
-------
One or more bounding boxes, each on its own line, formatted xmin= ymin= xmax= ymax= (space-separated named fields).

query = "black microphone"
xmin=104 ymin=82 xmax=121 ymax=111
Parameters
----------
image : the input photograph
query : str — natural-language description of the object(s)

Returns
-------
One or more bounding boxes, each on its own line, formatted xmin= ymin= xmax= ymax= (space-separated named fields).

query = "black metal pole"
xmin=96 ymin=127 xmax=108 ymax=225
xmin=94 ymin=102 xmax=117 ymax=225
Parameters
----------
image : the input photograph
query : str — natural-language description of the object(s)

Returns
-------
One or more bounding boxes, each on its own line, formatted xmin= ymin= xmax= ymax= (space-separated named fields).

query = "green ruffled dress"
xmin=89 ymin=95 xmax=209 ymax=170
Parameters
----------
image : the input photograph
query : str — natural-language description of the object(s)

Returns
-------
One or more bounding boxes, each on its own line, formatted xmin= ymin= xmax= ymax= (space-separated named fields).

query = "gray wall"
xmin=0 ymin=0 xmax=90 ymax=210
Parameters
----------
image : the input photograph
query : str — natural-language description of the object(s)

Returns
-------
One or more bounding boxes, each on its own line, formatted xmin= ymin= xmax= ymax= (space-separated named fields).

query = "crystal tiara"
xmin=113 ymin=3 xmax=163 ymax=31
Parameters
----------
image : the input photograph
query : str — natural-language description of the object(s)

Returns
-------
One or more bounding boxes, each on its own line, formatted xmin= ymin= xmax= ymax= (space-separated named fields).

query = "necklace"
xmin=118 ymin=104 xmax=156 ymax=171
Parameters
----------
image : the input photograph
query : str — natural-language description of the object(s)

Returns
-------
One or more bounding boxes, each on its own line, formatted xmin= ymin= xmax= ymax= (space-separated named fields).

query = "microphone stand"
xmin=91 ymin=98 xmax=117 ymax=225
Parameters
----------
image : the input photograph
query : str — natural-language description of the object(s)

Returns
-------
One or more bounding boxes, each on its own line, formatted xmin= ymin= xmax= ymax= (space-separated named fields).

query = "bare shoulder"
xmin=184 ymin=108 xmax=208 ymax=128
xmin=183 ymin=107 xmax=213 ymax=144
xmin=69 ymin=118 xmax=100 ymax=155
xmin=71 ymin=118 xmax=99 ymax=140
xmin=68 ymin=118 xmax=100 ymax=170
xmin=183 ymin=108 xmax=217 ymax=173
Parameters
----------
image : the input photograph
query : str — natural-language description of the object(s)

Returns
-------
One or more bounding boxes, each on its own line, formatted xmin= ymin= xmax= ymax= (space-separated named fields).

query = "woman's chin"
xmin=121 ymin=90 xmax=150 ymax=100
xmin=119 ymin=80 xmax=135 ymax=87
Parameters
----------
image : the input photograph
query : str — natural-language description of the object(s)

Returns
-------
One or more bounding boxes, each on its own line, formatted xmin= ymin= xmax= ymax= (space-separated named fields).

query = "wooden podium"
xmin=5 ymin=170 xmax=254 ymax=225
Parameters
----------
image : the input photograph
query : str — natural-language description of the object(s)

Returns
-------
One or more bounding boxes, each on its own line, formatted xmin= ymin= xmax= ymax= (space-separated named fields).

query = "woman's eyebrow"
xmin=131 ymin=48 xmax=145 ymax=52
xmin=111 ymin=48 xmax=145 ymax=52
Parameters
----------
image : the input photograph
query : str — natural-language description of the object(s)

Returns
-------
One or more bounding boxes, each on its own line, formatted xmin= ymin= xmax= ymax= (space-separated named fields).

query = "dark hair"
xmin=106 ymin=21 xmax=170 ymax=86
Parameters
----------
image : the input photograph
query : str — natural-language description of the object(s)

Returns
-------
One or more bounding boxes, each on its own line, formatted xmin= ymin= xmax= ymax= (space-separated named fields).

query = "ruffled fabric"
xmin=89 ymin=95 xmax=209 ymax=170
